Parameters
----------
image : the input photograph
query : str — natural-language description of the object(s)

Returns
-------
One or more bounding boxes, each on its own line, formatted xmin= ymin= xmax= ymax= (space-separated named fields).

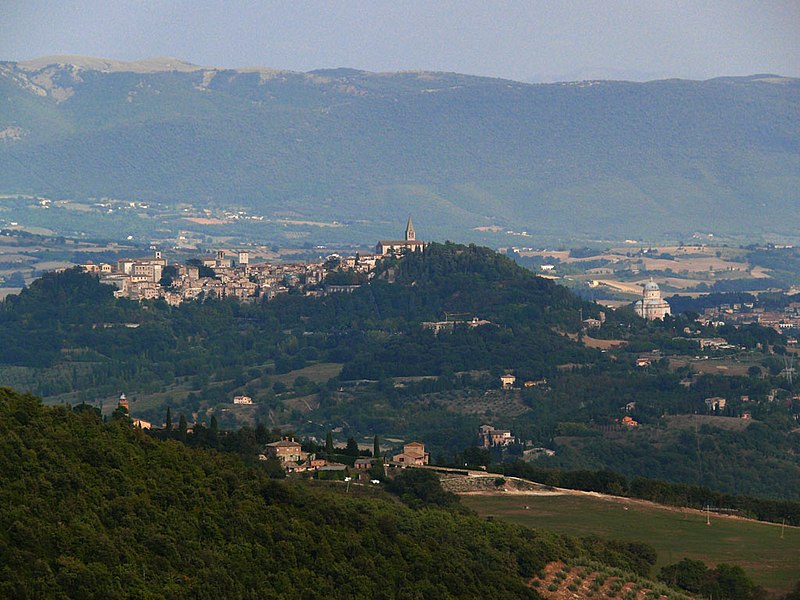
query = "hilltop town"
xmin=79 ymin=218 xmax=423 ymax=305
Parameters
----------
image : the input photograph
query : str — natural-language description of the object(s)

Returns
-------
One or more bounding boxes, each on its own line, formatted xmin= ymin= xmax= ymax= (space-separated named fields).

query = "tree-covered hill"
xmin=1 ymin=58 xmax=799 ymax=240
xmin=0 ymin=386 xmax=673 ymax=599
xmin=0 ymin=244 xmax=595 ymax=385
xmin=1 ymin=246 xmax=799 ymax=502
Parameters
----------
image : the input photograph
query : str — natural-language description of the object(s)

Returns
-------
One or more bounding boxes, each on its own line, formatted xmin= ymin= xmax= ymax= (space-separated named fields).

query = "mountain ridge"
xmin=11 ymin=55 xmax=800 ymax=83
xmin=1 ymin=57 xmax=799 ymax=242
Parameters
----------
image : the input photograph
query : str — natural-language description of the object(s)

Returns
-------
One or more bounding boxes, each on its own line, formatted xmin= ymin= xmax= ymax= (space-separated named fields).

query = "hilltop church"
xmin=634 ymin=279 xmax=671 ymax=320
xmin=376 ymin=217 xmax=425 ymax=255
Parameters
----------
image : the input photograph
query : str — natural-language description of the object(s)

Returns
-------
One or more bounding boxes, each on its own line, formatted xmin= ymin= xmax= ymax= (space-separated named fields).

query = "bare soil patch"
xmin=183 ymin=217 xmax=228 ymax=225
xmin=581 ymin=336 xmax=627 ymax=350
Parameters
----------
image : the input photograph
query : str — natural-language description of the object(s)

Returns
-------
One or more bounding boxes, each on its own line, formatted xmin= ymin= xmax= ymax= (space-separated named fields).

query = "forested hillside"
xmin=1 ymin=244 xmax=799 ymax=501
xmin=1 ymin=58 xmax=799 ymax=239
xmin=0 ymin=243 xmax=592 ymax=383
xmin=0 ymin=387 xmax=676 ymax=599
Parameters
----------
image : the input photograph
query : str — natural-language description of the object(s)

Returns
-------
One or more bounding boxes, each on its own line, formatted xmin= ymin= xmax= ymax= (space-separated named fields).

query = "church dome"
xmin=644 ymin=280 xmax=659 ymax=291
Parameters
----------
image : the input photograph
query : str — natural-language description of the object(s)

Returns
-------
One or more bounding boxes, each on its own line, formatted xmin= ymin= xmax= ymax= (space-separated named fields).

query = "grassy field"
xmin=272 ymin=362 xmax=343 ymax=385
xmin=669 ymin=354 xmax=761 ymax=377
xmin=663 ymin=414 xmax=753 ymax=432
xmin=461 ymin=493 xmax=800 ymax=594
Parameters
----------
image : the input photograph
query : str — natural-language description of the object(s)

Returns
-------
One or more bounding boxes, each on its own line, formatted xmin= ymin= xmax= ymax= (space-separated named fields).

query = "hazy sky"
xmin=3 ymin=0 xmax=799 ymax=81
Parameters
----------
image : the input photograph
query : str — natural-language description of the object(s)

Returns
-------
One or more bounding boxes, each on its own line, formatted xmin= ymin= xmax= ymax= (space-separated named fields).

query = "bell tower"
xmin=405 ymin=216 xmax=416 ymax=241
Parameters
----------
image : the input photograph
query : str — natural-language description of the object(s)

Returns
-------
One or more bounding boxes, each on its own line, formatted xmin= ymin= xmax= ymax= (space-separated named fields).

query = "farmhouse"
xmin=354 ymin=457 xmax=374 ymax=470
xmin=392 ymin=442 xmax=429 ymax=466
xmin=705 ymin=397 xmax=727 ymax=412
xmin=479 ymin=424 xmax=514 ymax=448
xmin=264 ymin=438 xmax=308 ymax=464
xmin=698 ymin=337 xmax=731 ymax=350
xmin=500 ymin=374 xmax=516 ymax=389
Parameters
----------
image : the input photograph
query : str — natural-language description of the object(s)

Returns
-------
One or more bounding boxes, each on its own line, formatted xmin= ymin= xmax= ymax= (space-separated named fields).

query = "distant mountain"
xmin=1 ymin=56 xmax=799 ymax=241
xmin=526 ymin=67 xmax=687 ymax=83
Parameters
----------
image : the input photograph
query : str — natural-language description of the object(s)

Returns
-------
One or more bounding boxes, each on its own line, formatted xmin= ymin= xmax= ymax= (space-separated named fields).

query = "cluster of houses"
xmin=421 ymin=316 xmax=494 ymax=335
xmin=478 ymin=424 xmax=515 ymax=447
xmin=477 ymin=424 xmax=559 ymax=460
xmin=82 ymin=250 xmax=328 ymax=305
xmin=259 ymin=438 xmax=430 ymax=475
xmin=498 ymin=374 xmax=549 ymax=390
xmin=698 ymin=301 xmax=800 ymax=337
xmin=80 ymin=218 xmax=424 ymax=305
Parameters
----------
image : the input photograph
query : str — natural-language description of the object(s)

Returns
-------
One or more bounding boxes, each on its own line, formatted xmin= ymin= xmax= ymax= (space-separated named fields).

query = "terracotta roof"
xmin=377 ymin=240 xmax=425 ymax=245
xmin=267 ymin=439 xmax=300 ymax=448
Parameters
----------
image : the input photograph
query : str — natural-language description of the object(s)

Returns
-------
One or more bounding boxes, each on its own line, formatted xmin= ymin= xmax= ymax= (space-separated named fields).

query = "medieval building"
xmin=376 ymin=217 xmax=426 ymax=255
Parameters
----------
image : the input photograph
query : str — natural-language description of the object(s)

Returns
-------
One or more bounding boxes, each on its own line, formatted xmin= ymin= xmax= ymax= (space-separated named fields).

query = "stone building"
xmin=376 ymin=217 xmax=426 ymax=255
xmin=264 ymin=438 xmax=308 ymax=463
xmin=634 ymin=279 xmax=671 ymax=320
xmin=392 ymin=442 xmax=429 ymax=465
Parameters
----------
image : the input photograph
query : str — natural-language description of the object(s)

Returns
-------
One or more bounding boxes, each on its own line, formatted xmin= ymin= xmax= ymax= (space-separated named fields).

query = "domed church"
xmin=634 ymin=279 xmax=671 ymax=320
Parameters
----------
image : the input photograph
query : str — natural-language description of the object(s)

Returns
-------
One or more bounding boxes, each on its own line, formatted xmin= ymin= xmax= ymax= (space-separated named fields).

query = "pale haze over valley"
xmin=2 ymin=0 xmax=799 ymax=247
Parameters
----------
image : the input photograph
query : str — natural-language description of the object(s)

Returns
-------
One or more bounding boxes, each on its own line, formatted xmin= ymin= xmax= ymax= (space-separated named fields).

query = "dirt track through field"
xmin=432 ymin=468 xmax=797 ymax=529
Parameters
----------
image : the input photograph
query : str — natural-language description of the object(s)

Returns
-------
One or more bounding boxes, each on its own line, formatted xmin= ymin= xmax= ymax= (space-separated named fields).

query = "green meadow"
xmin=462 ymin=493 xmax=800 ymax=594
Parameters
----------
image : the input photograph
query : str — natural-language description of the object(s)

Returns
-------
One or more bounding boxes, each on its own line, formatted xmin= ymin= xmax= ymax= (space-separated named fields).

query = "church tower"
xmin=405 ymin=216 xmax=416 ymax=241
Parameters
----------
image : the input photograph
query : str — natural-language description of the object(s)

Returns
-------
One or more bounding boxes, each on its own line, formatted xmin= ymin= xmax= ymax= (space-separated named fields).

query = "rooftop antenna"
xmin=705 ymin=504 xmax=711 ymax=526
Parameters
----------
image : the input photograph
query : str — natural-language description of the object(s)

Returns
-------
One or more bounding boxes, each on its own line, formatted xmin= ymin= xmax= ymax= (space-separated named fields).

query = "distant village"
xmin=79 ymin=218 xmax=424 ymax=305
xmin=259 ymin=438 xmax=430 ymax=477
xmin=697 ymin=301 xmax=800 ymax=338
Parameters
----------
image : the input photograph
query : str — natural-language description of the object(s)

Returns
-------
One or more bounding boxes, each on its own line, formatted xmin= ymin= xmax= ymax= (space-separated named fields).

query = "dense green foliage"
xmin=1 ymin=244 xmax=799 ymax=502
xmin=384 ymin=468 xmax=461 ymax=510
xmin=1 ymin=387 xmax=671 ymax=598
xmin=0 ymin=244 xmax=594 ymax=404
xmin=748 ymin=248 xmax=800 ymax=288
xmin=340 ymin=244 xmax=596 ymax=379
xmin=659 ymin=559 xmax=766 ymax=600
xmin=1 ymin=61 xmax=799 ymax=239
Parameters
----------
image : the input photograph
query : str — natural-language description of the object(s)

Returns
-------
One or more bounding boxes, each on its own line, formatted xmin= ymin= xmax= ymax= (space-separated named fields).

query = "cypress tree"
xmin=373 ymin=434 xmax=380 ymax=458
xmin=255 ymin=421 xmax=268 ymax=444
xmin=209 ymin=415 xmax=219 ymax=447
xmin=178 ymin=414 xmax=188 ymax=442
xmin=165 ymin=407 xmax=172 ymax=432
